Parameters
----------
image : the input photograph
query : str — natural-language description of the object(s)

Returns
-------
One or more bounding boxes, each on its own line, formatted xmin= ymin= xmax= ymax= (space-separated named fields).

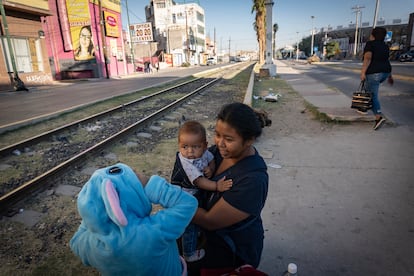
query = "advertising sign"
xmin=66 ymin=0 xmax=95 ymax=61
xmin=104 ymin=11 xmax=119 ymax=37
xmin=385 ymin=31 xmax=392 ymax=42
xmin=130 ymin=22 xmax=153 ymax=43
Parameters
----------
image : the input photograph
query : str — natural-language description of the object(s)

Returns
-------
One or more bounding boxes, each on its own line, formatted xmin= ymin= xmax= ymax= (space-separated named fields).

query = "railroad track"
xmin=0 ymin=76 xmax=222 ymax=214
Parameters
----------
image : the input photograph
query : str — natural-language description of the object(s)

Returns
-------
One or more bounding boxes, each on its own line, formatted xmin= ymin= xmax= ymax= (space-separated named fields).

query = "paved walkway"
xmin=274 ymin=59 xmax=375 ymax=122
xmin=256 ymin=60 xmax=414 ymax=275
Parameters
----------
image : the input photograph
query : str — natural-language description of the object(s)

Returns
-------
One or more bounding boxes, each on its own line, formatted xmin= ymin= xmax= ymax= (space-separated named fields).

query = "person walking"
xmin=360 ymin=27 xmax=393 ymax=130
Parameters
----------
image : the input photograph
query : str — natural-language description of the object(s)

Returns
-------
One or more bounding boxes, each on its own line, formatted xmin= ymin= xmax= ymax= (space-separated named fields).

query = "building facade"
xmin=0 ymin=0 xmax=134 ymax=92
xmin=0 ymin=0 xmax=53 ymax=91
xmin=144 ymin=0 xmax=207 ymax=66
xmin=43 ymin=0 xmax=133 ymax=81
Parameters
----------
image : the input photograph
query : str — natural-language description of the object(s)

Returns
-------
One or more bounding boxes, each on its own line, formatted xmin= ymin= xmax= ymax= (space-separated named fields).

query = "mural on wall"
xmin=66 ymin=0 xmax=95 ymax=61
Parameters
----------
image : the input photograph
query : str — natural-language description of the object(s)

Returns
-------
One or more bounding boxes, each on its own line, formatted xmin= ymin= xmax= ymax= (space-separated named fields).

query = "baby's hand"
xmin=216 ymin=176 xmax=233 ymax=192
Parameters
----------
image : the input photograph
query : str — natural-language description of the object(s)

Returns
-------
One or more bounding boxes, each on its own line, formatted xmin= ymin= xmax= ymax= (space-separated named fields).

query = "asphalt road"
xmin=288 ymin=61 xmax=414 ymax=128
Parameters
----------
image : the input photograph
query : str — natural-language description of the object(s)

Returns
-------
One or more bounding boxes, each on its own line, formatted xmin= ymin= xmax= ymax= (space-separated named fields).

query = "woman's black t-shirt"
xmin=202 ymin=145 xmax=269 ymax=268
xmin=364 ymin=40 xmax=392 ymax=74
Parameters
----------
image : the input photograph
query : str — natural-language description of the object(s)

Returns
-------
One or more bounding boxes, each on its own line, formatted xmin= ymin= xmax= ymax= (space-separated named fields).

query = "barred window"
xmin=1 ymin=37 xmax=43 ymax=73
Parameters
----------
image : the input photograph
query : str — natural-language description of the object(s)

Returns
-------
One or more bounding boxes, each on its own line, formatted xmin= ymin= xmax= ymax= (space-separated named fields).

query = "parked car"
xmin=399 ymin=50 xmax=414 ymax=62
xmin=206 ymin=57 xmax=217 ymax=65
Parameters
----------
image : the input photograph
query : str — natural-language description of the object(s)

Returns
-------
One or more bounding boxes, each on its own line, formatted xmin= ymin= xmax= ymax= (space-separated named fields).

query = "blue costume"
xmin=70 ymin=163 xmax=198 ymax=276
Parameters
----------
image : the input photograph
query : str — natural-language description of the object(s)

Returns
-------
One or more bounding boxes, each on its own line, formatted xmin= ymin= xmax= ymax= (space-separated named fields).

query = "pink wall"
xmin=43 ymin=1 xmax=132 ymax=80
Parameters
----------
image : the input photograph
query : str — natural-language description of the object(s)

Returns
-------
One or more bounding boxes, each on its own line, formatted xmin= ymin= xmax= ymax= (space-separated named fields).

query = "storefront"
xmin=0 ymin=0 xmax=53 ymax=91
xmin=43 ymin=0 xmax=133 ymax=81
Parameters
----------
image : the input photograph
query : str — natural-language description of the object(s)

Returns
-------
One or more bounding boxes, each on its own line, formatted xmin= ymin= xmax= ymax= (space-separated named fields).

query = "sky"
xmin=121 ymin=0 xmax=414 ymax=52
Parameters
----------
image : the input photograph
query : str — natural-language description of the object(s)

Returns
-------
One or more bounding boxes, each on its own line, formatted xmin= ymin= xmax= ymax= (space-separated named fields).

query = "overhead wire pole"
xmin=125 ymin=0 xmax=135 ymax=71
xmin=352 ymin=5 xmax=365 ymax=57
xmin=99 ymin=0 xmax=109 ymax=78
xmin=373 ymin=0 xmax=380 ymax=28
xmin=0 ymin=0 xmax=28 ymax=91
xmin=310 ymin=16 xmax=315 ymax=56
xmin=296 ymin=31 xmax=299 ymax=61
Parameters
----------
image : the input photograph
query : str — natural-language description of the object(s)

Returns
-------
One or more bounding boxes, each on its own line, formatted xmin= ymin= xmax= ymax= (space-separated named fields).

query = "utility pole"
xmin=125 ymin=0 xmax=135 ymax=71
xmin=296 ymin=32 xmax=299 ymax=61
xmin=0 ymin=0 xmax=28 ymax=91
xmin=263 ymin=0 xmax=276 ymax=76
xmin=213 ymin=27 xmax=216 ymax=56
xmin=352 ymin=5 xmax=365 ymax=57
xmin=185 ymin=8 xmax=190 ymax=63
xmin=228 ymin=37 xmax=231 ymax=62
xmin=310 ymin=16 xmax=315 ymax=56
xmin=373 ymin=0 xmax=380 ymax=28
xmin=99 ymin=0 xmax=109 ymax=78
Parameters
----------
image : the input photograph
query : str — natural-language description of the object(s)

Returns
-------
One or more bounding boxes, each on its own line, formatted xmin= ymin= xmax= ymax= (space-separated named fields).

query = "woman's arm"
xmin=361 ymin=51 xmax=372 ymax=81
xmin=192 ymin=197 xmax=249 ymax=231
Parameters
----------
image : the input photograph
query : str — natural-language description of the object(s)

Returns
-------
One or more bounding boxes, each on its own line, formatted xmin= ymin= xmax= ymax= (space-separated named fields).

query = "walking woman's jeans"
xmin=365 ymin=72 xmax=390 ymax=115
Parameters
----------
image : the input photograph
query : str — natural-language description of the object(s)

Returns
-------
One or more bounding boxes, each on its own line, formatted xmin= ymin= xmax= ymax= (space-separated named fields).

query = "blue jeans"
xmin=182 ymin=223 xmax=198 ymax=257
xmin=365 ymin=72 xmax=390 ymax=115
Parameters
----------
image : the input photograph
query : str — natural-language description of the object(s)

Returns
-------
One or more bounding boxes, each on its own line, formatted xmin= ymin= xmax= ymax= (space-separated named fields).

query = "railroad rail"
xmin=0 ymin=76 xmax=221 ymax=214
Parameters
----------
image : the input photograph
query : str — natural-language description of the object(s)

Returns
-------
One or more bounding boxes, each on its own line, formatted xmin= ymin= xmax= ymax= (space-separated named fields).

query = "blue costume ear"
xmin=102 ymin=178 xmax=128 ymax=227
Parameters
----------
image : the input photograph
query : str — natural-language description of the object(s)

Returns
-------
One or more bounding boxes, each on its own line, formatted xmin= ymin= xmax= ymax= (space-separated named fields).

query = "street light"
xmin=296 ymin=31 xmax=299 ymax=61
xmin=352 ymin=5 xmax=365 ymax=57
xmin=311 ymin=16 xmax=315 ymax=56
xmin=373 ymin=0 xmax=380 ymax=27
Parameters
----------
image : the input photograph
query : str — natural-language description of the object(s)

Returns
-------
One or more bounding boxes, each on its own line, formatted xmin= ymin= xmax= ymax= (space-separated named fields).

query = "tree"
xmin=252 ymin=0 xmax=266 ymax=64
xmin=325 ymin=41 xmax=341 ymax=60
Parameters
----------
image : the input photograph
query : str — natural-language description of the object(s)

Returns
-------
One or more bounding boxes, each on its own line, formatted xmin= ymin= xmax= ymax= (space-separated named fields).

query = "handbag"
xmin=351 ymin=81 xmax=372 ymax=111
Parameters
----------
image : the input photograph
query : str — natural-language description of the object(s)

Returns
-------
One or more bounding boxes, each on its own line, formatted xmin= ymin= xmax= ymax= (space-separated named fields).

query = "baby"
xmin=171 ymin=120 xmax=233 ymax=262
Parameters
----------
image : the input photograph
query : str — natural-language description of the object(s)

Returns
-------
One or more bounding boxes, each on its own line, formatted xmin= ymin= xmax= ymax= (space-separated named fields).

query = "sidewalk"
xmin=273 ymin=59 xmax=375 ymax=122
xmin=0 ymin=65 xmax=200 ymax=133
xmin=256 ymin=61 xmax=414 ymax=275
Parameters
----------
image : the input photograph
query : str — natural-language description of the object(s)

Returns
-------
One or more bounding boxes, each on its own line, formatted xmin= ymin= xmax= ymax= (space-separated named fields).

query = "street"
xmin=288 ymin=60 xmax=414 ymax=128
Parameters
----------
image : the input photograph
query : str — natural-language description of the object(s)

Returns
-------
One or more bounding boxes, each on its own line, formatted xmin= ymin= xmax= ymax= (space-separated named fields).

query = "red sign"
xmin=104 ymin=11 xmax=119 ymax=37
xmin=106 ymin=15 xmax=117 ymax=27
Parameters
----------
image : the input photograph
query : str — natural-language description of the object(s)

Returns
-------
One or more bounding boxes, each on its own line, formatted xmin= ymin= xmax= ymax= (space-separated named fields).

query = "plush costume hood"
xmin=70 ymin=163 xmax=197 ymax=276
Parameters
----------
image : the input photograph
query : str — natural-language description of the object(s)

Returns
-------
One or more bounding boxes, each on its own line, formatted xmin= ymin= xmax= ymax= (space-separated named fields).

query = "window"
xmin=1 ymin=37 xmax=43 ymax=73
xmin=196 ymin=11 xmax=204 ymax=22
xmin=156 ymin=0 xmax=166 ymax=8
xmin=197 ymin=25 xmax=204 ymax=35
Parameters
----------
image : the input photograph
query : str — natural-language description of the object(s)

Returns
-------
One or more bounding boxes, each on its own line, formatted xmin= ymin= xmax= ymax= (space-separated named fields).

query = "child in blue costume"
xmin=171 ymin=121 xmax=233 ymax=262
xmin=70 ymin=163 xmax=197 ymax=276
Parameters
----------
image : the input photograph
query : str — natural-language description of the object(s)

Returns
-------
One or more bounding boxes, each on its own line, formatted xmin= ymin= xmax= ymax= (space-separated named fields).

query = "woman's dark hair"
xmin=77 ymin=25 xmax=94 ymax=56
xmin=371 ymin=27 xmax=387 ymax=41
xmin=217 ymin=102 xmax=262 ymax=141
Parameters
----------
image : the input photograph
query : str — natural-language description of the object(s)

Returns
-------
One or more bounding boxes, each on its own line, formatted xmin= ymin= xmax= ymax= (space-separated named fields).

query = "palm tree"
xmin=273 ymin=23 xmax=278 ymax=59
xmin=252 ymin=0 xmax=266 ymax=64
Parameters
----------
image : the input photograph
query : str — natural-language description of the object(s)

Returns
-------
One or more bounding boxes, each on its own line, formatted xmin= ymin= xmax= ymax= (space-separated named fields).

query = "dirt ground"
xmin=0 ymin=69 xmax=330 ymax=275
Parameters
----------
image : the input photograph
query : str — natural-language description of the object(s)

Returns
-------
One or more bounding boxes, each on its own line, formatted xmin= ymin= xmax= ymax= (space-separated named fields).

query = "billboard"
xmin=130 ymin=22 xmax=153 ymax=43
xmin=104 ymin=11 xmax=119 ymax=38
xmin=66 ymin=0 xmax=95 ymax=61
